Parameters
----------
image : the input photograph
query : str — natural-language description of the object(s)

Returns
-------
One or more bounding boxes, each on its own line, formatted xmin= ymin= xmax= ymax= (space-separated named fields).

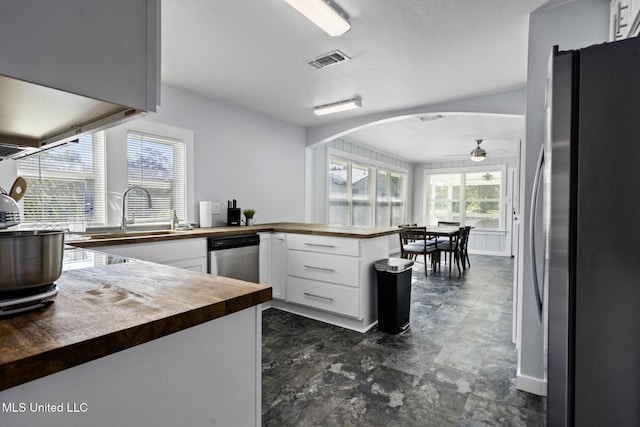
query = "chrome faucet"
xmin=120 ymin=185 xmax=152 ymax=232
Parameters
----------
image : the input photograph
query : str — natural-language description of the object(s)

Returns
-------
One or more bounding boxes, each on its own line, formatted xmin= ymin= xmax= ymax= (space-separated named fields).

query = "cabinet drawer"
xmin=286 ymin=234 xmax=360 ymax=256
xmin=287 ymin=250 xmax=359 ymax=287
xmin=287 ymin=276 xmax=359 ymax=318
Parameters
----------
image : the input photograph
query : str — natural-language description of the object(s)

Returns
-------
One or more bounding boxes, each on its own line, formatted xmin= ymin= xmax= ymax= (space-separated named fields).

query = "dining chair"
xmin=434 ymin=227 xmax=464 ymax=277
xmin=460 ymin=226 xmax=471 ymax=269
xmin=398 ymin=226 xmax=437 ymax=275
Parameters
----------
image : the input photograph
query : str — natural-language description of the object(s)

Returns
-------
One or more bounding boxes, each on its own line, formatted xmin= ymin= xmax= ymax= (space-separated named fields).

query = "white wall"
xmin=518 ymin=0 xmax=609 ymax=395
xmin=145 ymin=84 xmax=307 ymax=225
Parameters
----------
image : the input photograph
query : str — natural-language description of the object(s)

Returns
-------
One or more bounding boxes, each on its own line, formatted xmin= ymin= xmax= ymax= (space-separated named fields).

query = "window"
xmin=375 ymin=170 xmax=406 ymax=227
xmin=127 ymin=131 xmax=186 ymax=223
xmin=425 ymin=169 xmax=503 ymax=230
xmin=18 ymin=132 xmax=106 ymax=228
xmin=328 ymin=155 xmax=407 ymax=227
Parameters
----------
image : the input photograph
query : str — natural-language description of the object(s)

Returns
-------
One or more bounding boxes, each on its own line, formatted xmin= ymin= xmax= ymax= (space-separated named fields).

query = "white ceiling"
xmin=161 ymin=0 xmax=551 ymax=162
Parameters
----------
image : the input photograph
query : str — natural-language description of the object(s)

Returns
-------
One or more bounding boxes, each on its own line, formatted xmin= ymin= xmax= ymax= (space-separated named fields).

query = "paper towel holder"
xmin=199 ymin=200 xmax=213 ymax=228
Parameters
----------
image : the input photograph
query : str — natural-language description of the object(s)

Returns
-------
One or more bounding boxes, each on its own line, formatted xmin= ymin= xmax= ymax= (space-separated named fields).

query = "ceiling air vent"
xmin=308 ymin=50 xmax=351 ymax=70
xmin=418 ymin=114 xmax=446 ymax=122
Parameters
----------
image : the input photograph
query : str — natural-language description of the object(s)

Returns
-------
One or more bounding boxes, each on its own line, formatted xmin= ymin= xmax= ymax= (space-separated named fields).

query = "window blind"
xmin=18 ymin=132 xmax=106 ymax=228
xmin=127 ymin=131 xmax=186 ymax=224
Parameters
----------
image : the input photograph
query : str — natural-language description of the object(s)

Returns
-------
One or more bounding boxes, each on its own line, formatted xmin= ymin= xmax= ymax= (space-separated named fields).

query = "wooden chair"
xmin=460 ymin=226 xmax=471 ymax=269
xmin=434 ymin=227 xmax=464 ymax=277
xmin=398 ymin=226 xmax=437 ymax=275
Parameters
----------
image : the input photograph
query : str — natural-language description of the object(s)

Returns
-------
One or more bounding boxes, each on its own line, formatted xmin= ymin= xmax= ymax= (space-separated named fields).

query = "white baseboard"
xmin=516 ymin=372 xmax=547 ymax=396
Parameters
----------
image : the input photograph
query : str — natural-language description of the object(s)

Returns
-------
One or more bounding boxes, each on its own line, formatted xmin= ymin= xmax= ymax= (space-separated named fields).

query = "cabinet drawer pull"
xmin=303 ymin=265 xmax=335 ymax=272
xmin=304 ymin=243 xmax=336 ymax=248
xmin=303 ymin=292 xmax=334 ymax=301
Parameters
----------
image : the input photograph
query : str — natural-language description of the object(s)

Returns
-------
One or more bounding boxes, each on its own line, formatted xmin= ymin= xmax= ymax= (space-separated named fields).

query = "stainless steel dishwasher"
xmin=207 ymin=234 xmax=260 ymax=283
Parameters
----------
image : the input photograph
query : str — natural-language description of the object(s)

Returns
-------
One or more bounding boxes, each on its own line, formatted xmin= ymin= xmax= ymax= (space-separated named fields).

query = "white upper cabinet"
xmin=0 ymin=0 xmax=160 ymax=112
xmin=610 ymin=0 xmax=640 ymax=40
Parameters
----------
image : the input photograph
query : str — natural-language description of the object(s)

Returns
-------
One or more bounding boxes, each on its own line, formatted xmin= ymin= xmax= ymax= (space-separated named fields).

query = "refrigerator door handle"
xmin=529 ymin=144 xmax=545 ymax=321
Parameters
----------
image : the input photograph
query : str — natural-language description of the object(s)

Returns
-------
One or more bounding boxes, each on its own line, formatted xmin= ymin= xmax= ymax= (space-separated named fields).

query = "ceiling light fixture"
xmin=282 ymin=0 xmax=351 ymax=37
xmin=314 ymin=98 xmax=362 ymax=116
xmin=470 ymin=139 xmax=487 ymax=162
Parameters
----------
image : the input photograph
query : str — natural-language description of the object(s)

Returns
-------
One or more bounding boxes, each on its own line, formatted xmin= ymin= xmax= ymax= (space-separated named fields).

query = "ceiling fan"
xmin=443 ymin=139 xmax=509 ymax=160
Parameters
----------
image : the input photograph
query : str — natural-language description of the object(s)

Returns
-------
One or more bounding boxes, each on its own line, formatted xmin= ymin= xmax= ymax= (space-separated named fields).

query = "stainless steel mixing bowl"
xmin=0 ymin=230 xmax=65 ymax=291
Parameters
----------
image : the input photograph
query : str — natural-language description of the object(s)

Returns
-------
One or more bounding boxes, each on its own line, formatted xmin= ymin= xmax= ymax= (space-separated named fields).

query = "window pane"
xmin=427 ymin=174 xmax=461 ymax=225
xmin=390 ymin=201 xmax=403 ymax=226
xmin=390 ymin=174 xmax=403 ymax=199
xmin=351 ymin=164 xmax=371 ymax=226
xmin=352 ymin=200 xmax=371 ymax=226
xmin=375 ymin=200 xmax=390 ymax=227
xmin=375 ymin=171 xmax=389 ymax=227
xmin=351 ymin=164 xmax=370 ymax=198
xmin=328 ymin=199 xmax=348 ymax=225
xmin=127 ymin=132 xmax=186 ymax=223
xmin=466 ymin=171 xmax=501 ymax=199
xmin=328 ymin=160 xmax=348 ymax=197
xmin=18 ymin=132 xmax=105 ymax=228
xmin=465 ymin=171 xmax=501 ymax=229
xmin=465 ymin=201 xmax=501 ymax=228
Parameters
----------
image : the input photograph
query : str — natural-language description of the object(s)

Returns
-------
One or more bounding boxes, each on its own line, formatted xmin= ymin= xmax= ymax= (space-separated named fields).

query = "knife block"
xmin=227 ymin=208 xmax=241 ymax=226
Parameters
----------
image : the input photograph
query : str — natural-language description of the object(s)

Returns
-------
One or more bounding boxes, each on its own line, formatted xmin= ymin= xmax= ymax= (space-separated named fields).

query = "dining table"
xmin=424 ymin=225 xmax=463 ymax=245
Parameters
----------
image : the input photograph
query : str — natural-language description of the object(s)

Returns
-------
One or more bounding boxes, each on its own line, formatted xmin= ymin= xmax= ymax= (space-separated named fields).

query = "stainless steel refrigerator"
xmin=542 ymin=37 xmax=640 ymax=426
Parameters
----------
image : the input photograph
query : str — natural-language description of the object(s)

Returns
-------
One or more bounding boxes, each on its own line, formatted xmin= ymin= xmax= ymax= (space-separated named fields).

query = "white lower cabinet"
xmin=287 ymin=276 xmax=359 ymax=318
xmin=258 ymin=232 xmax=286 ymax=300
xmin=91 ymin=238 xmax=207 ymax=272
xmin=287 ymin=250 xmax=359 ymax=287
xmin=262 ymin=232 xmax=389 ymax=332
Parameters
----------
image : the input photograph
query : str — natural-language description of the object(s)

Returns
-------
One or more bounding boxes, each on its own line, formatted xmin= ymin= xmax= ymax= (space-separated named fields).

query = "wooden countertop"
xmin=0 ymin=248 xmax=271 ymax=391
xmin=68 ymin=222 xmax=400 ymax=248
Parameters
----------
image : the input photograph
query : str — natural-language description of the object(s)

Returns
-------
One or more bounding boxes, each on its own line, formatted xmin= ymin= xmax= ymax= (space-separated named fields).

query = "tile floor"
xmin=262 ymin=255 xmax=547 ymax=426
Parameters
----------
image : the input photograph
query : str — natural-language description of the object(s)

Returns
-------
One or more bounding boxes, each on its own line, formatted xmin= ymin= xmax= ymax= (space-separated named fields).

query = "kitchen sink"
xmin=87 ymin=229 xmax=187 ymax=240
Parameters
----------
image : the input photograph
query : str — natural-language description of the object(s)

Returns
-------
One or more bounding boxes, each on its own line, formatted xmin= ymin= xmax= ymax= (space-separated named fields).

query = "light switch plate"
xmin=212 ymin=202 xmax=221 ymax=214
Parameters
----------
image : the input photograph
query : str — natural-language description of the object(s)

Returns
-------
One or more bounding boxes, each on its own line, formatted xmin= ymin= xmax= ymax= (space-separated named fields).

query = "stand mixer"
xmin=0 ymin=186 xmax=20 ymax=229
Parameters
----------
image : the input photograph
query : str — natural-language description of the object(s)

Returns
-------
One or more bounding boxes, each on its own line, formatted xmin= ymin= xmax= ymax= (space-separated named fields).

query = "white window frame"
xmin=423 ymin=164 xmax=507 ymax=231
xmin=104 ymin=120 xmax=195 ymax=227
xmin=327 ymin=148 xmax=408 ymax=227
xmin=126 ymin=131 xmax=187 ymax=224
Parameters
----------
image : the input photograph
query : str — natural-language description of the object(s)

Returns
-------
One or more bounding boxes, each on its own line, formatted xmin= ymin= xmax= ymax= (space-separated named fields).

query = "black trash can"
xmin=374 ymin=258 xmax=414 ymax=334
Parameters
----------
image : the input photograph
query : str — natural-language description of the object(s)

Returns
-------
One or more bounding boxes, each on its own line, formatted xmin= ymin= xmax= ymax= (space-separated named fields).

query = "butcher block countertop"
xmin=68 ymin=222 xmax=399 ymax=248
xmin=0 ymin=248 xmax=271 ymax=392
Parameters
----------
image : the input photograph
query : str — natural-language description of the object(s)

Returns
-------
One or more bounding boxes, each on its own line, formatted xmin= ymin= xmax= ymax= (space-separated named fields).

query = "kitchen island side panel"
xmin=0 ymin=306 xmax=262 ymax=427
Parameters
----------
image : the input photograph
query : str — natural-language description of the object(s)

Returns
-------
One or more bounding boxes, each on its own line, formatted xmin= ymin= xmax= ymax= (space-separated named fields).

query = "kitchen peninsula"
xmin=71 ymin=222 xmax=400 ymax=333
xmin=1 ymin=223 xmax=397 ymax=426
xmin=0 ymin=248 xmax=271 ymax=427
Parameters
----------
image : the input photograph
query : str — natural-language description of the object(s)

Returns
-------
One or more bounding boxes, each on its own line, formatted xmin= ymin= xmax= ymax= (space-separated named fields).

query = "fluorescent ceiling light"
xmin=282 ymin=0 xmax=351 ymax=37
xmin=314 ymin=98 xmax=362 ymax=116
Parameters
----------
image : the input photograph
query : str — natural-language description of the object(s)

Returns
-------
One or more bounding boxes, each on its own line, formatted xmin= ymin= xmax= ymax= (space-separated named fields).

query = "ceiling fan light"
xmin=470 ymin=139 xmax=487 ymax=162
xmin=314 ymin=98 xmax=362 ymax=116
xmin=282 ymin=0 xmax=351 ymax=37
